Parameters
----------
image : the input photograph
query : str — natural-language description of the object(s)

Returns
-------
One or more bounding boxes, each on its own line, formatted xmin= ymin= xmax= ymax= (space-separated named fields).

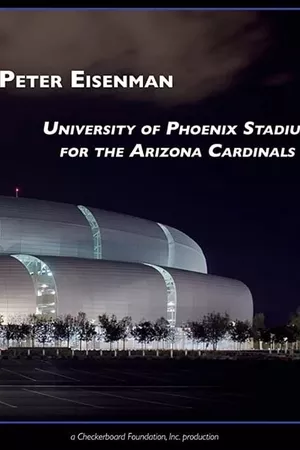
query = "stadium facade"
xmin=0 ymin=196 xmax=253 ymax=332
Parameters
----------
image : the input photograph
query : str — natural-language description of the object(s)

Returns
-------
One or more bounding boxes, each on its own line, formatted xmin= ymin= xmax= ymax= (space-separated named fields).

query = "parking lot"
xmin=0 ymin=358 xmax=298 ymax=421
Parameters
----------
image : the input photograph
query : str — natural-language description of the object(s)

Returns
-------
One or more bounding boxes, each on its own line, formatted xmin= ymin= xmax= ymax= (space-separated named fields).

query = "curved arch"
xmin=144 ymin=263 xmax=177 ymax=327
xmin=77 ymin=205 xmax=102 ymax=259
xmin=157 ymin=223 xmax=175 ymax=266
xmin=160 ymin=224 xmax=207 ymax=273
xmin=11 ymin=255 xmax=58 ymax=317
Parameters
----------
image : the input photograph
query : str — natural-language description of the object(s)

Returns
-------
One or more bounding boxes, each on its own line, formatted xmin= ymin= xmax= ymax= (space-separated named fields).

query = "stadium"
xmin=0 ymin=196 xmax=253 ymax=340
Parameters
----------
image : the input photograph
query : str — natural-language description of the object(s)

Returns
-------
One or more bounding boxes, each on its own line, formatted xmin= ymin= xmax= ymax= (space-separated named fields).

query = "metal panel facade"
xmin=0 ymin=196 xmax=93 ymax=258
xmin=0 ymin=196 xmax=253 ymax=328
xmin=164 ymin=225 xmax=207 ymax=273
xmin=0 ymin=256 xmax=36 ymax=323
xmin=0 ymin=196 xmax=207 ymax=274
xmin=0 ymin=255 xmax=253 ymax=327
xmin=166 ymin=268 xmax=253 ymax=325
xmin=88 ymin=207 xmax=170 ymax=266
xmin=40 ymin=257 xmax=168 ymax=323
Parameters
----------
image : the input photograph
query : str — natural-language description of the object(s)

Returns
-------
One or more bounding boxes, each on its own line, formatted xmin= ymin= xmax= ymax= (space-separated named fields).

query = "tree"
xmin=202 ymin=312 xmax=230 ymax=350
xmin=273 ymin=323 xmax=299 ymax=353
xmin=252 ymin=313 xmax=266 ymax=349
xmin=268 ymin=325 xmax=296 ymax=353
xmin=53 ymin=315 xmax=76 ymax=347
xmin=153 ymin=317 xmax=171 ymax=349
xmin=36 ymin=316 xmax=54 ymax=347
xmin=95 ymin=324 xmax=105 ymax=350
xmin=0 ymin=315 xmax=4 ymax=346
xmin=167 ymin=327 xmax=177 ymax=350
xmin=289 ymin=307 xmax=300 ymax=350
xmin=14 ymin=323 xmax=31 ymax=346
xmin=131 ymin=320 xmax=156 ymax=350
xmin=64 ymin=314 xmax=76 ymax=347
xmin=186 ymin=320 xmax=207 ymax=349
xmin=75 ymin=312 xmax=96 ymax=351
xmin=98 ymin=314 xmax=130 ymax=351
xmin=118 ymin=316 xmax=132 ymax=351
xmin=253 ymin=313 xmax=265 ymax=330
xmin=63 ymin=314 xmax=77 ymax=347
xmin=284 ymin=325 xmax=298 ymax=352
xmin=228 ymin=320 xmax=252 ymax=349
xmin=75 ymin=312 xmax=87 ymax=351
xmin=2 ymin=323 xmax=17 ymax=347
xmin=260 ymin=328 xmax=272 ymax=349
xmin=83 ymin=321 xmax=97 ymax=350
xmin=53 ymin=317 xmax=66 ymax=346
xmin=27 ymin=314 xmax=40 ymax=347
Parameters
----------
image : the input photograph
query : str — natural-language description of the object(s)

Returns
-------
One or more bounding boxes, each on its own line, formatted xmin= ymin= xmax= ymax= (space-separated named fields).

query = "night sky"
xmin=0 ymin=11 xmax=299 ymax=325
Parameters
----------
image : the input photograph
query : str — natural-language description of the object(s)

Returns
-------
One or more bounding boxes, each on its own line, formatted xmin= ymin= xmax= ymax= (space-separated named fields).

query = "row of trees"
xmin=251 ymin=310 xmax=300 ymax=351
xmin=0 ymin=312 xmax=251 ymax=350
xmin=187 ymin=309 xmax=300 ymax=351
xmin=0 ymin=312 xmax=96 ymax=350
xmin=1 ymin=309 xmax=300 ymax=351
xmin=186 ymin=314 xmax=252 ymax=350
xmin=0 ymin=313 xmax=175 ymax=350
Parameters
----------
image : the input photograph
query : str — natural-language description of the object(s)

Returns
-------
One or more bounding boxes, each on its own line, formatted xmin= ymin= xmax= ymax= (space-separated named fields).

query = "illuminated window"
xmin=78 ymin=205 xmax=101 ymax=259
xmin=144 ymin=263 xmax=177 ymax=327
xmin=157 ymin=223 xmax=175 ymax=266
xmin=12 ymin=255 xmax=58 ymax=317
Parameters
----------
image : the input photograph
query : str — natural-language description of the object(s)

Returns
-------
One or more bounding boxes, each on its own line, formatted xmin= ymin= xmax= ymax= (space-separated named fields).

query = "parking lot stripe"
xmin=0 ymin=398 xmax=18 ymax=408
xmin=91 ymin=390 xmax=193 ymax=409
xmin=103 ymin=368 xmax=167 ymax=382
xmin=1 ymin=368 xmax=37 ymax=381
xmin=23 ymin=389 xmax=106 ymax=409
xmin=70 ymin=368 xmax=125 ymax=382
xmin=35 ymin=368 xmax=80 ymax=381
xmin=148 ymin=390 xmax=199 ymax=401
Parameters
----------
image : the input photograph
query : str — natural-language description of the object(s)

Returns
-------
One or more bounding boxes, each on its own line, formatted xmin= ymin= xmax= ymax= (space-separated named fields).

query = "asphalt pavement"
xmin=0 ymin=358 xmax=298 ymax=421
